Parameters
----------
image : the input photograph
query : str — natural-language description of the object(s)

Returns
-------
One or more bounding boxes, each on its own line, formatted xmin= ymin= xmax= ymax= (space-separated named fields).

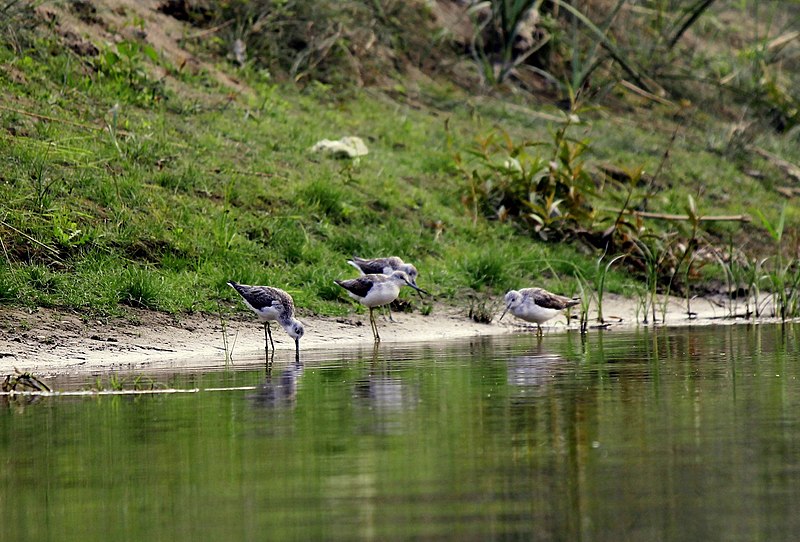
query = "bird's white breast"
xmin=512 ymin=302 xmax=560 ymax=324
xmin=357 ymin=282 xmax=401 ymax=308
xmin=251 ymin=304 xmax=282 ymax=322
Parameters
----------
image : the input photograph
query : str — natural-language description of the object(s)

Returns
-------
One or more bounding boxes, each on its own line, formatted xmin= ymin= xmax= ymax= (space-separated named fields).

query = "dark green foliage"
xmin=118 ymin=268 xmax=165 ymax=310
xmin=0 ymin=268 xmax=18 ymax=302
xmin=457 ymin=123 xmax=595 ymax=238
xmin=186 ymin=0 xmax=443 ymax=86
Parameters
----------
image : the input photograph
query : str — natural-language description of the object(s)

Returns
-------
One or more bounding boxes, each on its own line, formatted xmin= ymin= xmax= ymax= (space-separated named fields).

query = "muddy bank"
xmin=0 ymin=293 xmax=763 ymax=376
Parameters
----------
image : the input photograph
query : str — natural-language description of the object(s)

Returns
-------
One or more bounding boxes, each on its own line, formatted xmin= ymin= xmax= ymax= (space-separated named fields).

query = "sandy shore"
xmin=0 ymin=293 xmax=757 ymax=376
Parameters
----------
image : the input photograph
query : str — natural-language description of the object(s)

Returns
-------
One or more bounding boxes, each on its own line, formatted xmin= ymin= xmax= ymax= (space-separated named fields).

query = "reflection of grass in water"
xmin=92 ymin=374 xmax=157 ymax=392
xmin=217 ymin=300 xmax=238 ymax=365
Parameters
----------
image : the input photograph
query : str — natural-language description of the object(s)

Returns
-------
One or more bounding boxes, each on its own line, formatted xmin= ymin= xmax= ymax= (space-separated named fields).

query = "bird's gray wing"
xmin=529 ymin=289 xmax=575 ymax=310
xmin=336 ymin=275 xmax=379 ymax=298
xmin=350 ymin=257 xmax=393 ymax=275
xmin=232 ymin=284 xmax=284 ymax=311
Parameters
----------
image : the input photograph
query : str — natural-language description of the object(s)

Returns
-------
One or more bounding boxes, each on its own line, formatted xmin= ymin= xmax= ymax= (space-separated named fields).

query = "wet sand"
xmin=0 ymin=293 xmax=765 ymax=376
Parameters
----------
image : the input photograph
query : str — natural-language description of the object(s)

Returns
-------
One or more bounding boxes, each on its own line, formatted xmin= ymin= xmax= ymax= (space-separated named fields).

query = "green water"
xmin=3 ymin=325 xmax=800 ymax=541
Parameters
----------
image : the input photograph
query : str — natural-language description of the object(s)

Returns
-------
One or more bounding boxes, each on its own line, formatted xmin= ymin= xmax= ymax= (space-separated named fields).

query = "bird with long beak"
xmin=347 ymin=256 xmax=421 ymax=289
xmin=346 ymin=256 xmax=424 ymax=321
xmin=228 ymin=281 xmax=304 ymax=360
xmin=335 ymin=270 xmax=429 ymax=342
xmin=499 ymin=287 xmax=580 ymax=336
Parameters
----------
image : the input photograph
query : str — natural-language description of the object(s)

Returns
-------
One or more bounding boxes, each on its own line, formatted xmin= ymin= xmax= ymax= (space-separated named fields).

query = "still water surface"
xmin=3 ymin=325 xmax=800 ymax=541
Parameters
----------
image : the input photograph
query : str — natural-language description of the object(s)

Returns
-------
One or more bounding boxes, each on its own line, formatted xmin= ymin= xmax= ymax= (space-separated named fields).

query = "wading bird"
xmin=347 ymin=256 xmax=420 ymax=288
xmin=499 ymin=287 xmax=580 ymax=336
xmin=228 ymin=281 xmax=305 ymax=359
xmin=335 ymin=271 xmax=428 ymax=342
xmin=347 ymin=256 xmax=423 ymax=321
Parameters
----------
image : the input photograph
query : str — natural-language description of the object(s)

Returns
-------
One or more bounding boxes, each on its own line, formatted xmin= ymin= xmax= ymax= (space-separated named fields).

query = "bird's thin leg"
xmin=537 ymin=324 xmax=543 ymax=337
xmin=387 ymin=304 xmax=396 ymax=323
xmin=266 ymin=349 xmax=274 ymax=371
xmin=370 ymin=307 xmax=380 ymax=342
xmin=368 ymin=307 xmax=374 ymax=339
xmin=264 ymin=322 xmax=275 ymax=352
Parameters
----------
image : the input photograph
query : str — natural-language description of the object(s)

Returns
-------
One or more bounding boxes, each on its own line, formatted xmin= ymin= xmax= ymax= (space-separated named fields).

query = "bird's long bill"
xmin=408 ymin=282 xmax=430 ymax=296
xmin=498 ymin=304 xmax=511 ymax=322
xmin=295 ymin=338 xmax=300 ymax=361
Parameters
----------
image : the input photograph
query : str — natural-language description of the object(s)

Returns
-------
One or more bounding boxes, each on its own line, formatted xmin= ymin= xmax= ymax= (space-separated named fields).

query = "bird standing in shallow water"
xmin=335 ymin=270 xmax=428 ymax=342
xmin=228 ymin=281 xmax=305 ymax=360
xmin=499 ymin=287 xmax=580 ymax=336
xmin=347 ymin=256 xmax=422 ymax=322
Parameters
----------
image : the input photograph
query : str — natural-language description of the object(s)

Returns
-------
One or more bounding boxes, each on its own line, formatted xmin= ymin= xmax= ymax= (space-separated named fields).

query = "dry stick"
xmin=601 ymin=207 xmax=750 ymax=222
xmin=749 ymin=146 xmax=800 ymax=184
xmin=182 ymin=19 xmax=234 ymax=41
xmin=619 ymin=80 xmax=675 ymax=107
xmin=0 ymin=219 xmax=63 ymax=261
xmin=767 ymin=31 xmax=800 ymax=51
xmin=776 ymin=187 xmax=800 ymax=198
xmin=623 ymin=210 xmax=751 ymax=223
xmin=210 ymin=168 xmax=276 ymax=179
xmin=0 ymin=104 xmax=133 ymax=137
xmin=0 ymin=230 xmax=12 ymax=269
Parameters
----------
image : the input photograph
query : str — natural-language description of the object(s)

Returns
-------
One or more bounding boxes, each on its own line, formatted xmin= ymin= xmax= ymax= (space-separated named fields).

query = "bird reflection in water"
xmin=353 ymin=350 xmax=418 ymax=435
xmin=506 ymin=343 xmax=573 ymax=392
xmin=249 ymin=361 xmax=304 ymax=409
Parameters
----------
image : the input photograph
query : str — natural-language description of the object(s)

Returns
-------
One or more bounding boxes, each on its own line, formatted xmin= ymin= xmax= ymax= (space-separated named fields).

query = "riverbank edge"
xmin=0 ymin=293 xmax=772 ymax=376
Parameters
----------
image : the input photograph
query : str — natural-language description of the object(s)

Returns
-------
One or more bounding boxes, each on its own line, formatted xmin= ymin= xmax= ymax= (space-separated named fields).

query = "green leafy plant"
xmin=755 ymin=203 xmax=800 ymax=320
xmin=94 ymin=40 xmax=164 ymax=103
xmin=50 ymin=212 xmax=93 ymax=250
xmin=456 ymin=120 xmax=595 ymax=239
xmin=595 ymin=252 xmax=626 ymax=324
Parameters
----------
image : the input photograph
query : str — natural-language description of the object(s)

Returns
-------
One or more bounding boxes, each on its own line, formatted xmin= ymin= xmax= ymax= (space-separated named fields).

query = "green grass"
xmin=0 ymin=5 xmax=799 ymax=322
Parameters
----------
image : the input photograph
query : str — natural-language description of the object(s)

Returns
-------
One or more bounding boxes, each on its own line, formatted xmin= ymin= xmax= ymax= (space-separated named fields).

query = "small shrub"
xmin=24 ymin=265 xmax=61 ymax=294
xmin=466 ymin=292 xmax=498 ymax=323
xmin=457 ymin=126 xmax=595 ymax=239
xmin=93 ymin=40 xmax=166 ymax=104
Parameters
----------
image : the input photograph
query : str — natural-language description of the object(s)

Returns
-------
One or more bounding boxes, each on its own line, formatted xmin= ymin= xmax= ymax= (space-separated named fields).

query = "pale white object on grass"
xmin=310 ymin=136 xmax=369 ymax=159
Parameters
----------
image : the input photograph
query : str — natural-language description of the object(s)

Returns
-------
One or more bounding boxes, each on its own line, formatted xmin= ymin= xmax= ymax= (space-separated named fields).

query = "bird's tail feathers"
xmin=227 ymin=281 xmax=247 ymax=295
xmin=346 ymin=259 xmax=366 ymax=274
